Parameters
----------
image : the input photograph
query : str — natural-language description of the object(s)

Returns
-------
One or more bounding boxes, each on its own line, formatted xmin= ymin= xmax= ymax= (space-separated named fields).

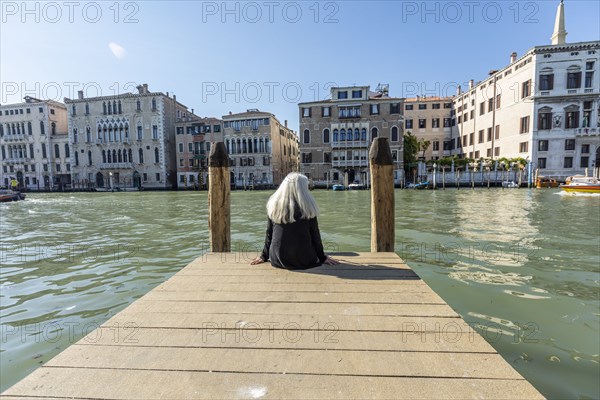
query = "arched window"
xmin=16 ymin=123 xmax=20 ymax=135
xmin=113 ymin=101 xmax=117 ymax=114
xmin=139 ymin=148 xmax=144 ymax=163
xmin=74 ymin=151 xmax=79 ymax=166
xmin=103 ymin=102 xmax=107 ymax=115
xmin=154 ymin=147 xmax=159 ymax=163
xmin=242 ymin=139 xmax=247 ymax=153
xmin=254 ymin=138 xmax=258 ymax=153
xmin=354 ymin=128 xmax=360 ymax=140
xmin=54 ymin=144 xmax=60 ymax=158
xmin=112 ymin=149 xmax=117 ymax=163
xmin=86 ymin=127 xmax=91 ymax=142
xmin=88 ymin=150 xmax=93 ymax=165
xmin=265 ymin=138 xmax=270 ymax=153
xmin=361 ymin=128 xmax=367 ymax=141
xmin=72 ymin=104 xmax=76 ymax=116
xmin=248 ymin=138 xmax=253 ymax=153
xmin=119 ymin=124 xmax=124 ymax=142
xmin=340 ymin=129 xmax=346 ymax=141
xmin=118 ymin=100 xmax=122 ymax=114
xmin=128 ymin=149 xmax=133 ymax=162
xmin=28 ymin=121 xmax=32 ymax=135
xmin=51 ymin=122 xmax=56 ymax=135
xmin=303 ymin=129 xmax=310 ymax=144
xmin=108 ymin=102 xmax=112 ymax=115
xmin=64 ymin=144 xmax=70 ymax=158
xmin=117 ymin=149 xmax=121 ymax=163
xmin=85 ymin=103 xmax=90 ymax=114
xmin=136 ymin=99 xmax=141 ymax=111
xmin=226 ymin=139 xmax=231 ymax=153
xmin=73 ymin=128 xmax=78 ymax=143
xmin=124 ymin=123 xmax=129 ymax=139
xmin=137 ymin=123 xmax=142 ymax=140
xmin=391 ymin=126 xmax=399 ymax=142
xmin=103 ymin=150 xmax=108 ymax=163
xmin=371 ymin=127 xmax=378 ymax=140
xmin=323 ymin=129 xmax=330 ymax=143
xmin=152 ymin=98 xmax=157 ymax=110
xmin=333 ymin=129 xmax=338 ymax=142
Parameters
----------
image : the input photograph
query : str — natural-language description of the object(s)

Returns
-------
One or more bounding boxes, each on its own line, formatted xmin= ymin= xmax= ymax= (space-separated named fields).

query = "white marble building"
xmin=0 ymin=97 xmax=71 ymax=190
xmin=65 ymin=84 xmax=192 ymax=190
xmin=452 ymin=1 xmax=600 ymax=179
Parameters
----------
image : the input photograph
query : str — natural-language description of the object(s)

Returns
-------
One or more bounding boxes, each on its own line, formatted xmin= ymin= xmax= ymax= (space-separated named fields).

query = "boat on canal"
xmin=348 ymin=181 xmax=366 ymax=190
xmin=332 ymin=184 xmax=345 ymax=191
xmin=560 ymin=175 xmax=600 ymax=193
xmin=536 ymin=176 xmax=559 ymax=188
xmin=0 ymin=189 xmax=26 ymax=202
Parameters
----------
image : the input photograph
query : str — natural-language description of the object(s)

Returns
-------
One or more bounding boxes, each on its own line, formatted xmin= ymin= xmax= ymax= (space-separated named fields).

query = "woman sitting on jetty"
xmin=251 ymin=172 xmax=339 ymax=269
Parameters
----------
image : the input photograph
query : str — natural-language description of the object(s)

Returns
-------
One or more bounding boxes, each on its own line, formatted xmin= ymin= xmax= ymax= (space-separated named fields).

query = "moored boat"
xmin=332 ymin=184 xmax=345 ymax=191
xmin=559 ymin=175 xmax=600 ymax=193
xmin=536 ymin=176 xmax=559 ymax=188
xmin=348 ymin=181 xmax=366 ymax=190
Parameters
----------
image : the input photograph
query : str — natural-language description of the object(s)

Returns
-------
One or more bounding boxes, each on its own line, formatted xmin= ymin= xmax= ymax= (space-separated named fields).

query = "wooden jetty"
xmin=1 ymin=140 xmax=544 ymax=399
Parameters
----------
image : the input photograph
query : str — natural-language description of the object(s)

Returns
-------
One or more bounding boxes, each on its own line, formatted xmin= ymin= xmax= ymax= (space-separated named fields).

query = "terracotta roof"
xmin=405 ymin=97 xmax=453 ymax=102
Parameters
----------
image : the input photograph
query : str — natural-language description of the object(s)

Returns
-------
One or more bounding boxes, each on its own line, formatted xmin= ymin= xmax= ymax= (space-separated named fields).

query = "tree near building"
xmin=403 ymin=131 xmax=419 ymax=179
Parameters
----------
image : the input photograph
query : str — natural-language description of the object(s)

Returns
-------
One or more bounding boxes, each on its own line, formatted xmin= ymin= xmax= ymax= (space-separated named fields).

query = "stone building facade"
xmin=175 ymin=116 xmax=222 ymax=189
xmin=298 ymin=85 xmax=405 ymax=186
xmin=65 ymin=84 xmax=192 ymax=190
xmin=450 ymin=1 xmax=600 ymax=179
xmin=404 ymin=96 xmax=455 ymax=161
xmin=0 ymin=97 xmax=70 ymax=190
xmin=222 ymin=109 xmax=299 ymax=188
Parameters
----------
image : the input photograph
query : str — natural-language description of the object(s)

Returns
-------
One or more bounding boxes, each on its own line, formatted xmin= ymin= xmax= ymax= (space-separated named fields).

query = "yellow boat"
xmin=559 ymin=175 xmax=600 ymax=193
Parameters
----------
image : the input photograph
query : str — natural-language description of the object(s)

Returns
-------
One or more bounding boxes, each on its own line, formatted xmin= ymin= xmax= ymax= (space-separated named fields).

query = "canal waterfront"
xmin=0 ymin=189 xmax=598 ymax=399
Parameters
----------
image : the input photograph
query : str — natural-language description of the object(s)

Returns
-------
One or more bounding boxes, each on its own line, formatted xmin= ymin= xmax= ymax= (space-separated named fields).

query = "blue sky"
xmin=1 ymin=1 xmax=599 ymax=129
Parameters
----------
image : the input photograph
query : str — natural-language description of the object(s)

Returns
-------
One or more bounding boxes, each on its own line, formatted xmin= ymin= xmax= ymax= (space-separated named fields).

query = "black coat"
xmin=260 ymin=213 xmax=327 ymax=270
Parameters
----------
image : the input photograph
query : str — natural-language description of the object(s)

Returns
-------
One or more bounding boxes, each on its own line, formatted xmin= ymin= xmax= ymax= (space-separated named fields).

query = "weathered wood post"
xmin=208 ymin=142 xmax=230 ymax=252
xmin=369 ymin=137 xmax=394 ymax=252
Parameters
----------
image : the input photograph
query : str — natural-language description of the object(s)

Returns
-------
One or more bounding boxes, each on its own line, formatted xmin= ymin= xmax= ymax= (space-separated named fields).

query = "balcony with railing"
xmin=98 ymin=162 xmax=133 ymax=169
xmin=332 ymin=159 xmax=369 ymax=168
xmin=331 ymin=140 xmax=369 ymax=149
xmin=575 ymin=127 xmax=599 ymax=136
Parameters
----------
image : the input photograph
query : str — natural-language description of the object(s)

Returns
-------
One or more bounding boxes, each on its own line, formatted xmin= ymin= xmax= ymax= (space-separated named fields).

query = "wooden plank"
xmin=178 ymin=264 xmax=414 ymax=274
xmin=98 ymin=311 xmax=466 ymax=332
xmin=77 ymin=328 xmax=497 ymax=353
xmin=2 ymin=368 xmax=545 ymax=399
xmin=45 ymin=345 xmax=524 ymax=380
xmin=126 ymin=300 xmax=459 ymax=317
xmin=141 ymin=290 xmax=447 ymax=304
xmin=155 ymin=282 xmax=428 ymax=293
xmin=159 ymin=272 xmax=420 ymax=283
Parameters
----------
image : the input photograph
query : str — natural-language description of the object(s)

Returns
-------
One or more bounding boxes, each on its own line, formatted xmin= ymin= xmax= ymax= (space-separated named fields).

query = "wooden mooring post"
xmin=208 ymin=142 xmax=230 ymax=252
xmin=369 ymin=137 xmax=394 ymax=252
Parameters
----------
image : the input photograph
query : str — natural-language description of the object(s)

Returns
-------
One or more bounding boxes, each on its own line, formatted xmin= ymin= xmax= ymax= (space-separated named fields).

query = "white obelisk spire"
xmin=551 ymin=0 xmax=567 ymax=45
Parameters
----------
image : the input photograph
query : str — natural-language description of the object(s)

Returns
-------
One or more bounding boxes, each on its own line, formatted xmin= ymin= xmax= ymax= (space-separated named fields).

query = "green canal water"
xmin=0 ymin=189 xmax=599 ymax=399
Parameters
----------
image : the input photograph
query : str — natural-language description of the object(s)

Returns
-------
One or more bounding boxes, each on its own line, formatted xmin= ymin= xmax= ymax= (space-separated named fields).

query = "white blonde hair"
xmin=266 ymin=173 xmax=319 ymax=224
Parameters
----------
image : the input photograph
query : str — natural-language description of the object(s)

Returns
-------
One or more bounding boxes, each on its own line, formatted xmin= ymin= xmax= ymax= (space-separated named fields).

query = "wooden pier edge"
xmin=1 ymin=251 xmax=545 ymax=399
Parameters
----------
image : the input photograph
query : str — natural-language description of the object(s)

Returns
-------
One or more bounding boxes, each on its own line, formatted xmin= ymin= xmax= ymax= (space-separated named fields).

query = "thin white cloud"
xmin=108 ymin=42 xmax=127 ymax=59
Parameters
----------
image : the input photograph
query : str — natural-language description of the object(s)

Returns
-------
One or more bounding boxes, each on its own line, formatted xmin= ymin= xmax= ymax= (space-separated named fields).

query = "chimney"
xmin=166 ymin=92 xmax=169 ymax=97
xmin=191 ymin=108 xmax=194 ymax=115
xmin=143 ymin=83 xmax=149 ymax=93
xmin=173 ymin=94 xmax=176 ymax=103
xmin=285 ymin=120 xmax=288 ymax=128
xmin=77 ymin=90 xmax=84 ymax=100
xmin=457 ymin=85 xmax=462 ymax=95
xmin=469 ymin=80 xmax=474 ymax=89
xmin=229 ymin=111 xmax=232 ymax=115
xmin=510 ymin=52 xmax=517 ymax=63
xmin=137 ymin=85 xmax=144 ymax=94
